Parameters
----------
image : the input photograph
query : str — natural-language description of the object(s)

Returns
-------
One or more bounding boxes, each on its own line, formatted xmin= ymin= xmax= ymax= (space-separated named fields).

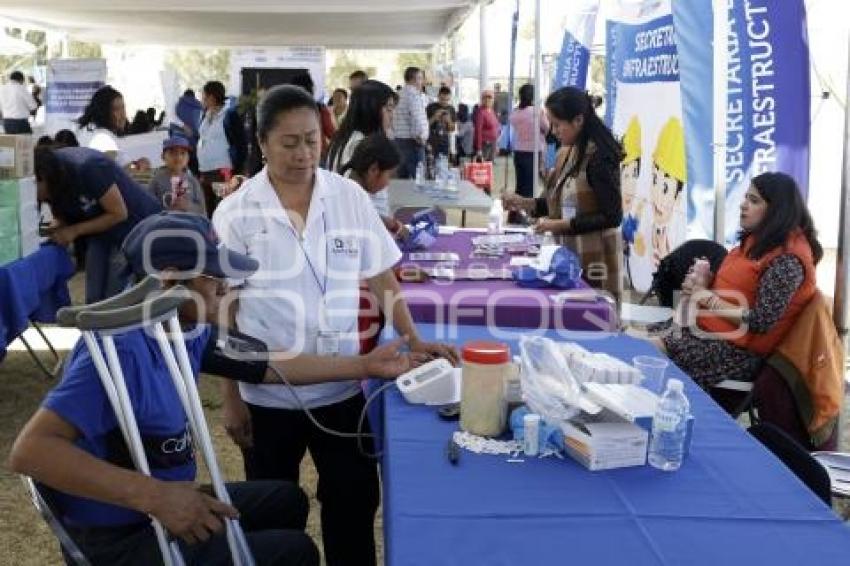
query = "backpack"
xmin=642 ymin=239 xmax=728 ymax=307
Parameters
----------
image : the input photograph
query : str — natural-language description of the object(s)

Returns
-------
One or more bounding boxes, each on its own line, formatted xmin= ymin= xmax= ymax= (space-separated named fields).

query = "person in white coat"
xmin=212 ymin=85 xmax=457 ymax=566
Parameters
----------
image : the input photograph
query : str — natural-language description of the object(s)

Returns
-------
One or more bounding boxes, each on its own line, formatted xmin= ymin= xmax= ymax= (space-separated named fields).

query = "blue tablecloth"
xmin=0 ymin=245 xmax=75 ymax=361
xmin=381 ymin=324 xmax=850 ymax=566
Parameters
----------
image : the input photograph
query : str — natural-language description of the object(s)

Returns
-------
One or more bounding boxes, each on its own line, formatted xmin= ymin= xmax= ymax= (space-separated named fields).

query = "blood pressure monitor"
xmin=396 ymin=358 xmax=458 ymax=405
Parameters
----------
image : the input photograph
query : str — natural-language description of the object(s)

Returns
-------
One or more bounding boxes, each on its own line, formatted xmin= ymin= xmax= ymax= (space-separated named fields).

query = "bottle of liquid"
xmin=648 ymin=379 xmax=690 ymax=471
xmin=487 ymin=198 xmax=504 ymax=235
xmin=415 ymin=162 xmax=425 ymax=188
xmin=542 ymin=231 xmax=556 ymax=247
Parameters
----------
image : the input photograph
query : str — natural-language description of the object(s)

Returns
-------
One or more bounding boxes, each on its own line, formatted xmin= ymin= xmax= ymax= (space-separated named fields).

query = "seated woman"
xmin=35 ymin=144 xmax=162 ymax=303
xmin=646 ymin=172 xmax=821 ymax=390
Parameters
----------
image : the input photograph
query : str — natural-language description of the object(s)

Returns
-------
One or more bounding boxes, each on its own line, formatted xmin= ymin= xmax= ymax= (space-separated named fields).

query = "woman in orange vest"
xmin=646 ymin=172 xmax=822 ymax=389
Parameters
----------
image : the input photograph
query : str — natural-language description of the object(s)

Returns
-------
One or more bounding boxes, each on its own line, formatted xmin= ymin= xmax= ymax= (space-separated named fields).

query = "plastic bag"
xmin=513 ymin=246 xmax=583 ymax=289
xmin=399 ymin=208 xmax=440 ymax=251
xmin=518 ymin=336 xmax=583 ymax=425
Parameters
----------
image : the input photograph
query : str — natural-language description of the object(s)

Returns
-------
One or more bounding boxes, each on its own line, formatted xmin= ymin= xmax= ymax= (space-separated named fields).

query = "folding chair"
xmin=17 ymin=320 xmax=63 ymax=379
xmin=748 ymin=423 xmax=832 ymax=506
xmin=49 ymin=276 xmax=255 ymax=566
xmin=811 ymin=452 xmax=850 ymax=499
xmin=21 ymin=476 xmax=91 ymax=566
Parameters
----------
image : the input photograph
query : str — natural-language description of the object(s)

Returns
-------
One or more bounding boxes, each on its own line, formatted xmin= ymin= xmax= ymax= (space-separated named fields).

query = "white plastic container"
xmin=460 ymin=341 xmax=511 ymax=437
xmin=523 ymin=413 xmax=541 ymax=456
xmin=487 ymin=198 xmax=505 ymax=235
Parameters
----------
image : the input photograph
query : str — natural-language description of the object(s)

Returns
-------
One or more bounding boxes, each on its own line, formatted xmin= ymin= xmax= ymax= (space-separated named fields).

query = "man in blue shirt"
xmin=9 ymin=212 xmax=420 ymax=565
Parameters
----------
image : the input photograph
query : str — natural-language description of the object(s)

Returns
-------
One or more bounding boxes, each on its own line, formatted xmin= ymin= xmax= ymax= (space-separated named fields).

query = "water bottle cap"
xmin=667 ymin=379 xmax=684 ymax=393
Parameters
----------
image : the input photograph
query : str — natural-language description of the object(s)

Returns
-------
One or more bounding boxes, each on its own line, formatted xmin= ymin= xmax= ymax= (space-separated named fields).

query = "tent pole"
xmin=479 ymin=1 xmax=489 ymax=95
xmin=834 ymin=33 xmax=850 ymax=347
xmin=504 ymin=0 xmax=520 ymax=193
xmin=532 ymin=0 xmax=542 ymax=199
xmin=712 ymin=0 xmax=729 ymax=244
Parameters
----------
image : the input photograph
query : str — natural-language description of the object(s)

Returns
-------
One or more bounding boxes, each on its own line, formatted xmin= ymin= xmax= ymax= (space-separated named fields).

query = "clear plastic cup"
xmin=633 ymin=355 xmax=670 ymax=394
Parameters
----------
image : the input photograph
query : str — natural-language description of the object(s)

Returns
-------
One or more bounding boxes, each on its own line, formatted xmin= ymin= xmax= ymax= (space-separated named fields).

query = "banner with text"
xmin=554 ymin=0 xmax=600 ymax=90
xmin=606 ymin=0 xmax=685 ymax=292
xmin=674 ymin=0 xmax=811 ymax=245
xmin=45 ymin=58 xmax=107 ymax=136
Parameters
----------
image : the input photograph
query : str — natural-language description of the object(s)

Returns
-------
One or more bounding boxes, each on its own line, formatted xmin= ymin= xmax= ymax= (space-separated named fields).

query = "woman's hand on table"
xmin=534 ymin=218 xmax=565 ymax=235
xmin=394 ymin=224 xmax=410 ymax=241
xmin=409 ymin=337 xmax=461 ymax=367
xmin=363 ymin=336 xmax=424 ymax=379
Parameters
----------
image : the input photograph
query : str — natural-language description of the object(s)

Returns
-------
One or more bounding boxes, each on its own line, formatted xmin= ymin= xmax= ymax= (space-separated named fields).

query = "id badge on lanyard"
xmin=317 ymin=328 xmax=341 ymax=356
xmin=296 ymin=212 xmax=342 ymax=356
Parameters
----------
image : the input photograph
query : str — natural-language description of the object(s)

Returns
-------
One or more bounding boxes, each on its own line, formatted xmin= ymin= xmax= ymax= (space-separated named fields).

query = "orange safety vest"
xmin=698 ymin=231 xmax=816 ymax=356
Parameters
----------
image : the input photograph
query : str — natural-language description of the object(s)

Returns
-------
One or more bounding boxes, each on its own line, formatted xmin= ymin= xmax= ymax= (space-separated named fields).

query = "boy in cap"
xmin=149 ymin=137 xmax=207 ymax=216
xmin=10 ymin=212 xmax=418 ymax=565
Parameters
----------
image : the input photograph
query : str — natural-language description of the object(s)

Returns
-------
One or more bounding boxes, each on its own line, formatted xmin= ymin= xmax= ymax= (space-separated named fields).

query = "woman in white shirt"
xmin=78 ymin=85 xmax=131 ymax=167
xmin=213 ymin=85 xmax=456 ymax=566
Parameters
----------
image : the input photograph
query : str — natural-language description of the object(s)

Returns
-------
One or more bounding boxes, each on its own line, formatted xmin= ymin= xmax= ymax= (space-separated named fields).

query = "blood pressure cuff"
xmin=200 ymin=325 xmax=269 ymax=384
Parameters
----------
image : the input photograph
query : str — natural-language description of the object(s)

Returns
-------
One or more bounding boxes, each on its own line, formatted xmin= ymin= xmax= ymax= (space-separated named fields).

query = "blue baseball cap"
xmin=122 ymin=212 xmax=258 ymax=279
xmin=162 ymin=136 xmax=192 ymax=151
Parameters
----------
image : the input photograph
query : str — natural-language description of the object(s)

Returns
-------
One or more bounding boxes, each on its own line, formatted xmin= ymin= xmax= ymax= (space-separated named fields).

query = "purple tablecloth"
xmin=399 ymin=231 xmax=615 ymax=330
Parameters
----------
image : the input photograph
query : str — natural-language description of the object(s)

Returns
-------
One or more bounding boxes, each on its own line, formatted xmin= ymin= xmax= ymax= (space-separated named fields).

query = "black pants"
xmin=395 ymin=138 xmax=424 ymax=179
xmin=3 ymin=117 xmax=31 ymax=134
xmin=68 ymin=481 xmax=318 ymax=566
xmin=513 ymin=151 xmax=536 ymax=198
xmin=244 ymin=393 xmax=379 ymax=566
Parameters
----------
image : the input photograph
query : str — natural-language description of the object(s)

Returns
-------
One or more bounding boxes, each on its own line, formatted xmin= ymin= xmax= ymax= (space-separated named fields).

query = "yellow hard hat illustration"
xmin=622 ymin=116 xmax=641 ymax=165
xmin=653 ymin=117 xmax=687 ymax=183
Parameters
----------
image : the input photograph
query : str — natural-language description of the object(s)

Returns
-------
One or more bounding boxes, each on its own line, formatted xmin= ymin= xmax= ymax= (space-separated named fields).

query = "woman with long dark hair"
xmin=78 ymin=85 xmax=130 ymax=165
xmin=326 ymin=79 xmax=397 ymax=216
xmin=646 ymin=172 xmax=822 ymax=390
xmin=35 ymin=145 xmax=161 ymax=302
xmin=509 ymin=83 xmax=549 ymax=198
xmin=505 ymin=86 xmax=624 ymax=299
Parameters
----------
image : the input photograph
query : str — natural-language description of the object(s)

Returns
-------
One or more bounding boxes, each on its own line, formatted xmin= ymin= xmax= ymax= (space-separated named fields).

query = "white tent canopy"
xmin=0 ymin=0 xmax=474 ymax=49
xmin=0 ymin=33 xmax=37 ymax=56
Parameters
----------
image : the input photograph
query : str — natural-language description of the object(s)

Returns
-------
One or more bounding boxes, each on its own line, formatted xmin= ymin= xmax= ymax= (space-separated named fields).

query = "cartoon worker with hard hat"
xmin=620 ymin=116 xmax=645 ymax=287
xmin=650 ymin=117 xmax=686 ymax=267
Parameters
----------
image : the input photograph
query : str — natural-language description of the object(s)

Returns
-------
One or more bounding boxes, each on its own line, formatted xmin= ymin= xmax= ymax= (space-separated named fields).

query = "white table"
xmin=388 ymin=179 xmax=492 ymax=225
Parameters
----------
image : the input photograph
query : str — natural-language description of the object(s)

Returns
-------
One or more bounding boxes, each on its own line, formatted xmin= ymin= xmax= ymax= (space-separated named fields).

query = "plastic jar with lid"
xmin=460 ymin=340 xmax=511 ymax=437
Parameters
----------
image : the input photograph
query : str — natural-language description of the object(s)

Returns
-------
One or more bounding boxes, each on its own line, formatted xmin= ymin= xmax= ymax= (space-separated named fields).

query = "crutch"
xmin=57 ymin=277 xmax=254 ymax=566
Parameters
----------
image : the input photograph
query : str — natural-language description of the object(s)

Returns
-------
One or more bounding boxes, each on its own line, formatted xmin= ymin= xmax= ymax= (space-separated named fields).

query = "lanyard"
xmin=294 ymin=212 xmax=329 ymax=296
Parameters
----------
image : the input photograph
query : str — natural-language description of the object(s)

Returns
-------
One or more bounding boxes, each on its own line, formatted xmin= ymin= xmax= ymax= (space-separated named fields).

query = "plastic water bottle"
xmin=542 ymin=231 xmax=556 ymax=246
xmin=415 ymin=162 xmax=425 ymax=188
xmin=487 ymin=198 xmax=504 ymax=234
xmin=648 ymin=378 xmax=690 ymax=471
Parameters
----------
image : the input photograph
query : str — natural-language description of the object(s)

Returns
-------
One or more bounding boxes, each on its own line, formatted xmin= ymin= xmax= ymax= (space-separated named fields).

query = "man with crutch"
xmin=10 ymin=212 xmax=417 ymax=565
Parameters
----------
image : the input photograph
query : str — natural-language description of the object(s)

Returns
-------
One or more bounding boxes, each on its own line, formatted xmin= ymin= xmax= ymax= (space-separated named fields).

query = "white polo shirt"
xmin=212 ymin=167 xmax=402 ymax=409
